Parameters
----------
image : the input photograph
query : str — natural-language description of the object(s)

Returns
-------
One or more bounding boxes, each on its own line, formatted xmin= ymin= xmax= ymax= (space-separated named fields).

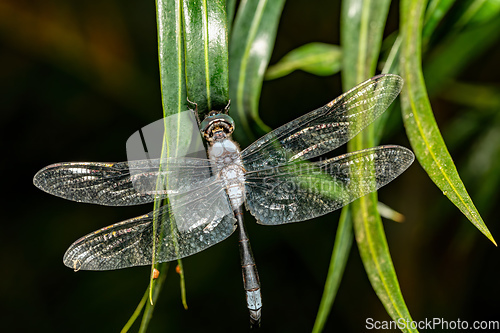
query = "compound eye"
xmin=200 ymin=117 xmax=212 ymax=134
xmin=218 ymin=114 xmax=235 ymax=134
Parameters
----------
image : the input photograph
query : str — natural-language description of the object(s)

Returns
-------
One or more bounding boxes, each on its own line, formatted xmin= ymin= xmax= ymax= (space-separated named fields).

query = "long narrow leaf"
xmin=341 ymin=0 xmax=391 ymax=87
xmin=121 ymin=287 xmax=150 ymax=333
xmin=423 ymin=10 xmax=500 ymax=95
xmin=140 ymin=264 xmax=169 ymax=333
xmin=140 ymin=0 xmax=231 ymax=328
xmin=454 ymin=0 xmax=500 ymax=30
xmin=382 ymin=0 xmax=457 ymax=74
xmin=174 ymin=0 xmax=229 ymax=309
xmin=183 ymin=0 xmax=229 ymax=114
xmin=379 ymin=0 xmax=456 ymax=143
xmin=342 ymin=0 xmax=393 ymax=143
xmin=340 ymin=1 xmax=418 ymax=332
xmin=147 ymin=0 xmax=188 ymax=311
xmin=422 ymin=0 xmax=455 ymax=47
xmin=157 ymin=0 xmax=187 ymax=118
xmin=226 ymin=0 xmax=237 ymax=36
xmin=400 ymin=0 xmax=496 ymax=245
xmin=265 ymin=43 xmax=342 ymax=80
xmin=312 ymin=209 xmax=353 ymax=333
xmin=229 ymin=0 xmax=286 ymax=145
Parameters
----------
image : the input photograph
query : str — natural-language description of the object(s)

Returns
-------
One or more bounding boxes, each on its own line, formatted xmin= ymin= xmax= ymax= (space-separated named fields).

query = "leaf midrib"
xmin=202 ymin=0 xmax=212 ymax=110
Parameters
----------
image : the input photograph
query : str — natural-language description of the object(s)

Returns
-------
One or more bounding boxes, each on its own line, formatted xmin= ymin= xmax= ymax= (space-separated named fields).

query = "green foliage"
xmin=400 ymin=0 xmax=495 ymax=245
xmin=265 ymin=42 xmax=342 ymax=80
xmin=123 ymin=0 xmax=229 ymax=331
xmin=340 ymin=1 xmax=418 ymax=332
xmin=4 ymin=0 xmax=499 ymax=330
xmin=237 ymin=0 xmax=499 ymax=331
xmin=229 ymin=0 xmax=285 ymax=145
xmin=130 ymin=0 xmax=499 ymax=331
xmin=312 ymin=208 xmax=353 ymax=333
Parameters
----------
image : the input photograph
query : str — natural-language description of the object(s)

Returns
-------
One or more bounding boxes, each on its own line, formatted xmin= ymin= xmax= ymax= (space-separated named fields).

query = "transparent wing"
xmin=244 ymin=145 xmax=414 ymax=225
xmin=63 ymin=181 xmax=236 ymax=270
xmin=33 ymin=158 xmax=213 ymax=206
xmin=241 ymin=74 xmax=403 ymax=171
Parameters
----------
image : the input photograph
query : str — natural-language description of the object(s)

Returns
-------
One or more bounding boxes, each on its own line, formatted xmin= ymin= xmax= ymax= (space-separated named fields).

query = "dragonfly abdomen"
xmin=235 ymin=208 xmax=262 ymax=328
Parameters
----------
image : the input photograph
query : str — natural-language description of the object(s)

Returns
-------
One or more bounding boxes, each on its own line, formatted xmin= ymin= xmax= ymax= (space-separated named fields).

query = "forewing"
xmin=244 ymin=145 xmax=414 ymax=225
xmin=63 ymin=182 xmax=237 ymax=270
xmin=241 ymin=74 xmax=403 ymax=171
xmin=33 ymin=158 xmax=212 ymax=206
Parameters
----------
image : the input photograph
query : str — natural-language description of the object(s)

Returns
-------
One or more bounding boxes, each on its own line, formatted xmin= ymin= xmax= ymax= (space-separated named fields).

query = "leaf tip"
xmin=481 ymin=229 xmax=497 ymax=247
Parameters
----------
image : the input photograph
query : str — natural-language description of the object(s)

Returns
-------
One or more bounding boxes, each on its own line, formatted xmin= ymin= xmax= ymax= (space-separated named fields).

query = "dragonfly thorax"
xmin=208 ymin=138 xmax=246 ymax=209
xmin=200 ymin=112 xmax=235 ymax=142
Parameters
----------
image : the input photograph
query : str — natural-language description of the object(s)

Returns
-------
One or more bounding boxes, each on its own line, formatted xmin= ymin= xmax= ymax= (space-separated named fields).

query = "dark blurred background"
xmin=2 ymin=0 xmax=500 ymax=332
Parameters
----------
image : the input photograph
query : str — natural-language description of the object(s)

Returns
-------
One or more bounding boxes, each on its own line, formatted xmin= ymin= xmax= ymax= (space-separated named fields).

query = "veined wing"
xmin=241 ymin=74 xmax=403 ymax=171
xmin=33 ymin=158 xmax=213 ymax=206
xmin=244 ymin=145 xmax=414 ymax=225
xmin=63 ymin=180 xmax=236 ymax=270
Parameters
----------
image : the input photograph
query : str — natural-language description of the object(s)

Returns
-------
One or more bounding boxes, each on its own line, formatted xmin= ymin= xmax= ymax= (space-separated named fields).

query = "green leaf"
xmin=133 ymin=1 xmax=231 ymax=330
xmin=140 ymin=264 xmax=169 ymax=333
xmin=229 ymin=0 xmax=286 ymax=145
xmin=265 ymin=43 xmax=342 ymax=80
xmin=454 ymin=0 xmax=500 ymax=30
xmin=340 ymin=1 xmax=418 ymax=332
xmin=422 ymin=0 xmax=456 ymax=47
xmin=400 ymin=0 xmax=496 ymax=245
xmin=341 ymin=0 xmax=392 ymax=87
xmin=312 ymin=209 xmax=353 ymax=333
xmin=147 ymin=0 xmax=187 ymax=312
xmin=175 ymin=2 xmax=228 ymax=308
xmin=379 ymin=0 xmax=456 ymax=143
xmin=183 ymin=0 xmax=229 ymax=114
xmin=226 ymin=0 xmax=237 ymax=36
xmin=157 ymin=0 xmax=187 ymax=118
xmin=121 ymin=267 xmax=170 ymax=333
xmin=423 ymin=8 xmax=500 ymax=95
xmin=120 ymin=265 xmax=169 ymax=333
xmin=383 ymin=0 xmax=458 ymax=74
xmin=121 ymin=286 xmax=150 ymax=333
xmin=377 ymin=202 xmax=405 ymax=223
xmin=176 ymin=260 xmax=188 ymax=309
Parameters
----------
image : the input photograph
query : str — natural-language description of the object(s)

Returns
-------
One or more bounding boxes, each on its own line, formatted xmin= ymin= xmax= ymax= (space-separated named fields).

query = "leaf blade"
xmin=400 ymin=0 xmax=496 ymax=245
xmin=148 ymin=0 xmax=188 ymax=310
xmin=312 ymin=209 xmax=353 ymax=333
xmin=340 ymin=0 xmax=418 ymax=332
xmin=183 ymin=0 xmax=229 ymax=114
xmin=229 ymin=0 xmax=286 ymax=145
xmin=140 ymin=263 xmax=169 ymax=333
xmin=140 ymin=0 xmax=231 ymax=328
xmin=423 ymin=10 xmax=500 ymax=95
xmin=120 ymin=287 xmax=149 ymax=333
xmin=422 ymin=0 xmax=456 ymax=47
xmin=265 ymin=42 xmax=342 ymax=80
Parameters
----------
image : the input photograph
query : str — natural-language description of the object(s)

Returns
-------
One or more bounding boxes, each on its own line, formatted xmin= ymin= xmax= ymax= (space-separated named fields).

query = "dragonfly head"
xmin=200 ymin=111 xmax=235 ymax=142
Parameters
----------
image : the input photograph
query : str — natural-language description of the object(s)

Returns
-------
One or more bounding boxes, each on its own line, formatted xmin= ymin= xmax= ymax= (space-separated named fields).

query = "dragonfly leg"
xmin=223 ymin=100 xmax=231 ymax=114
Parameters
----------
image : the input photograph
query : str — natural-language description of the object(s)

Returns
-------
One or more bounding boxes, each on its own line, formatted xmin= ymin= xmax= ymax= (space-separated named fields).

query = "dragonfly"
xmin=33 ymin=74 xmax=414 ymax=328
